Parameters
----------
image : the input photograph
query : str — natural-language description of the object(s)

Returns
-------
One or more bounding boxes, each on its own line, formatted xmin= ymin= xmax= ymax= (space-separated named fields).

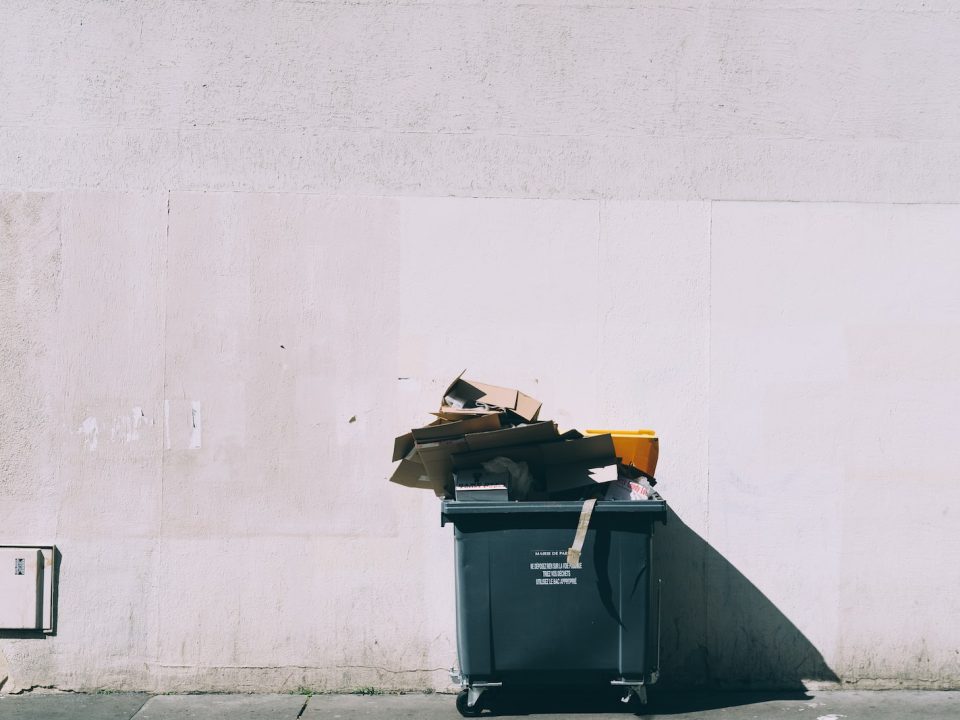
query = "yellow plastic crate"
xmin=583 ymin=428 xmax=659 ymax=476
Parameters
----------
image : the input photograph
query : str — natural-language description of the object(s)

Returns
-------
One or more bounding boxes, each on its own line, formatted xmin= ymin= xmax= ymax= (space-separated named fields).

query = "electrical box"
xmin=0 ymin=546 xmax=55 ymax=633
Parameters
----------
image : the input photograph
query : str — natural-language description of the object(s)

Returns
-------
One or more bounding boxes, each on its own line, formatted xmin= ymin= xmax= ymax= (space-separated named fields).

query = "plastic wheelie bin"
xmin=441 ymin=498 xmax=667 ymax=716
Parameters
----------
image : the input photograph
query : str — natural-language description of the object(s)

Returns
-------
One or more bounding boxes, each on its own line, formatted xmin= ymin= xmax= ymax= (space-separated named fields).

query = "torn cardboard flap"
xmin=392 ymin=432 xmax=415 ymax=463
xmin=393 ymin=417 xmax=447 ymax=461
xmin=389 ymin=448 xmax=432 ymax=490
xmin=567 ymin=498 xmax=597 ymax=566
xmin=417 ymin=438 xmax=469 ymax=498
xmin=514 ymin=391 xmax=541 ymax=423
xmin=545 ymin=463 xmax=618 ymax=495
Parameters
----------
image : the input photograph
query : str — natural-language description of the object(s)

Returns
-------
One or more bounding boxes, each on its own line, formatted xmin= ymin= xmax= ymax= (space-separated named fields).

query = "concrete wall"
xmin=1 ymin=0 xmax=958 ymax=693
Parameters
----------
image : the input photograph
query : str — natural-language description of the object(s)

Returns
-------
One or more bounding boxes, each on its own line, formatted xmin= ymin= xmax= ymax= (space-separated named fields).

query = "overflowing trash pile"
xmin=390 ymin=373 xmax=659 ymax=503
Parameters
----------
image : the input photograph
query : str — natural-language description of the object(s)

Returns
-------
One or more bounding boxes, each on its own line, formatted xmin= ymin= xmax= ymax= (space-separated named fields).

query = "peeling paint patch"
xmin=817 ymin=715 xmax=846 ymax=720
xmin=110 ymin=406 xmax=151 ymax=443
xmin=77 ymin=416 xmax=98 ymax=451
xmin=189 ymin=401 xmax=202 ymax=449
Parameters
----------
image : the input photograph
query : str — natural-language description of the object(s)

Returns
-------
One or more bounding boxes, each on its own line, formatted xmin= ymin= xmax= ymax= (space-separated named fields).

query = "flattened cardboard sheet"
xmin=411 ymin=413 xmax=501 ymax=442
xmin=541 ymin=434 xmax=616 ymax=467
xmin=463 ymin=421 xmax=558 ymax=452
xmin=546 ymin=463 xmax=618 ymax=494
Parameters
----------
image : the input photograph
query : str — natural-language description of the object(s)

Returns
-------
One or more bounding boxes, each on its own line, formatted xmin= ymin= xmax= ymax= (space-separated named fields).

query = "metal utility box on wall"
xmin=0 ymin=546 xmax=56 ymax=633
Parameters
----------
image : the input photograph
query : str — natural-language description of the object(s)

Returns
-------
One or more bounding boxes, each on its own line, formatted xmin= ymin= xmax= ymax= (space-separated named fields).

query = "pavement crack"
xmin=128 ymin=694 xmax=154 ymax=720
xmin=6 ymin=684 xmax=83 ymax=695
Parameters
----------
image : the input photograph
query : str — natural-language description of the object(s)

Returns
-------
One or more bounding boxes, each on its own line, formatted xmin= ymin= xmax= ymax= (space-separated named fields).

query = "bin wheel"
xmin=624 ymin=687 xmax=649 ymax=715
xmin=456 ymin=689 xmax=483 ymax=717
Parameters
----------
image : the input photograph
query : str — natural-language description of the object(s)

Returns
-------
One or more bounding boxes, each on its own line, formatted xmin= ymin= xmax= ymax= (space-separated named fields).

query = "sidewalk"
xmin=0 ymin=690 xmax=958 ymax=719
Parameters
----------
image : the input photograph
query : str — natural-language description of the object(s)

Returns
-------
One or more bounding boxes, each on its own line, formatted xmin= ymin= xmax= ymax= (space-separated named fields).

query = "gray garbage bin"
xmin=441 ymin=499 xmax=667 ymax=716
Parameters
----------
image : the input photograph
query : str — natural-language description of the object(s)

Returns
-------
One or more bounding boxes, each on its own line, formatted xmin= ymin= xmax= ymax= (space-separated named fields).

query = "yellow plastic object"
xmin=583 ymin=429 xmax=659 ymax=476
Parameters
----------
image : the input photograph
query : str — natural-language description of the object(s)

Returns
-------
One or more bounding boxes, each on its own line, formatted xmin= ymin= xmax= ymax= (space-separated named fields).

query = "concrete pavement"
xmin=0 ymin=690 xmax=957 ymax=719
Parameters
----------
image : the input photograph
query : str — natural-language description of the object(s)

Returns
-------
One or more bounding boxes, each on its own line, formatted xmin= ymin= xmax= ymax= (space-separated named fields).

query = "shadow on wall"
xmin=656 ymin=509 xmax=838 ymax=689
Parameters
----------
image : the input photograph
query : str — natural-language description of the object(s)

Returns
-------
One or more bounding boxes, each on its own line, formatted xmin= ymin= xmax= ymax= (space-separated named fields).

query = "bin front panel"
xmin=452 ymin=510 xmax=655 ymax=683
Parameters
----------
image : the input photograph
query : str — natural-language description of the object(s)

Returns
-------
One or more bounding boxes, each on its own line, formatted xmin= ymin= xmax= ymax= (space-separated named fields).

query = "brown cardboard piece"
xmin=389 ymin=443 xmax=431 ymax=488
xmin=389 ymin=454 xmax=432 ymax=490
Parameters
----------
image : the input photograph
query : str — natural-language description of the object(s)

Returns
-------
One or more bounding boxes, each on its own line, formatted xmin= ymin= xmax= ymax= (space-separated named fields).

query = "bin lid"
xmin=440 ymin=498 xmax=667 ymax=525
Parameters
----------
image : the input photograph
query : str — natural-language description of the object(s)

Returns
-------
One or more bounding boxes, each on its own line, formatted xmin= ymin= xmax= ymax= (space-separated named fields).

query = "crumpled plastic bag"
xmin=604 ymin=476 xmax=655 ymax=501
xmin=482 ymin=456 xmax=533 ymax=500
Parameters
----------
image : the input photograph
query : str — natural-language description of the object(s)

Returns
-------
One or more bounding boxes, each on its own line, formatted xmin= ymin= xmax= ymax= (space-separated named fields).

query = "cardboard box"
xmin=440 ymin=372 xmax=542 ymax=422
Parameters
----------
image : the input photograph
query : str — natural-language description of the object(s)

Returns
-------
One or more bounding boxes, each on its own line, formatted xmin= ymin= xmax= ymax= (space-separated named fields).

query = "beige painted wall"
xmin=1 ymin=1 xmax=958 ymax=692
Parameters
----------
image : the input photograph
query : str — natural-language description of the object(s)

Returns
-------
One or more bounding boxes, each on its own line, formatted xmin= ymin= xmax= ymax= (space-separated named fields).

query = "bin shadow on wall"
xmin=656 ymin=507 xmax=838 ymax=691
xmin=486 ymin=509 xmax=837 ymax=716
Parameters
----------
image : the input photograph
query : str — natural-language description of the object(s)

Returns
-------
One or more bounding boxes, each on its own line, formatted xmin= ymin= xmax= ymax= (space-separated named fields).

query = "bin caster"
xmin=612 ymin=680 xmax=648 ymax=711
xmin=628 ymin=685 xmax=648 ymax=705
xmin=456 ymin=689 xmax=484 ymax=717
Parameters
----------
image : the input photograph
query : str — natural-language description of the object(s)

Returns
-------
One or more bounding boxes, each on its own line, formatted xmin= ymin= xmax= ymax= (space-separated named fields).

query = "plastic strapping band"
xmin=567 ymin=498 xmax=597 ymax=567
